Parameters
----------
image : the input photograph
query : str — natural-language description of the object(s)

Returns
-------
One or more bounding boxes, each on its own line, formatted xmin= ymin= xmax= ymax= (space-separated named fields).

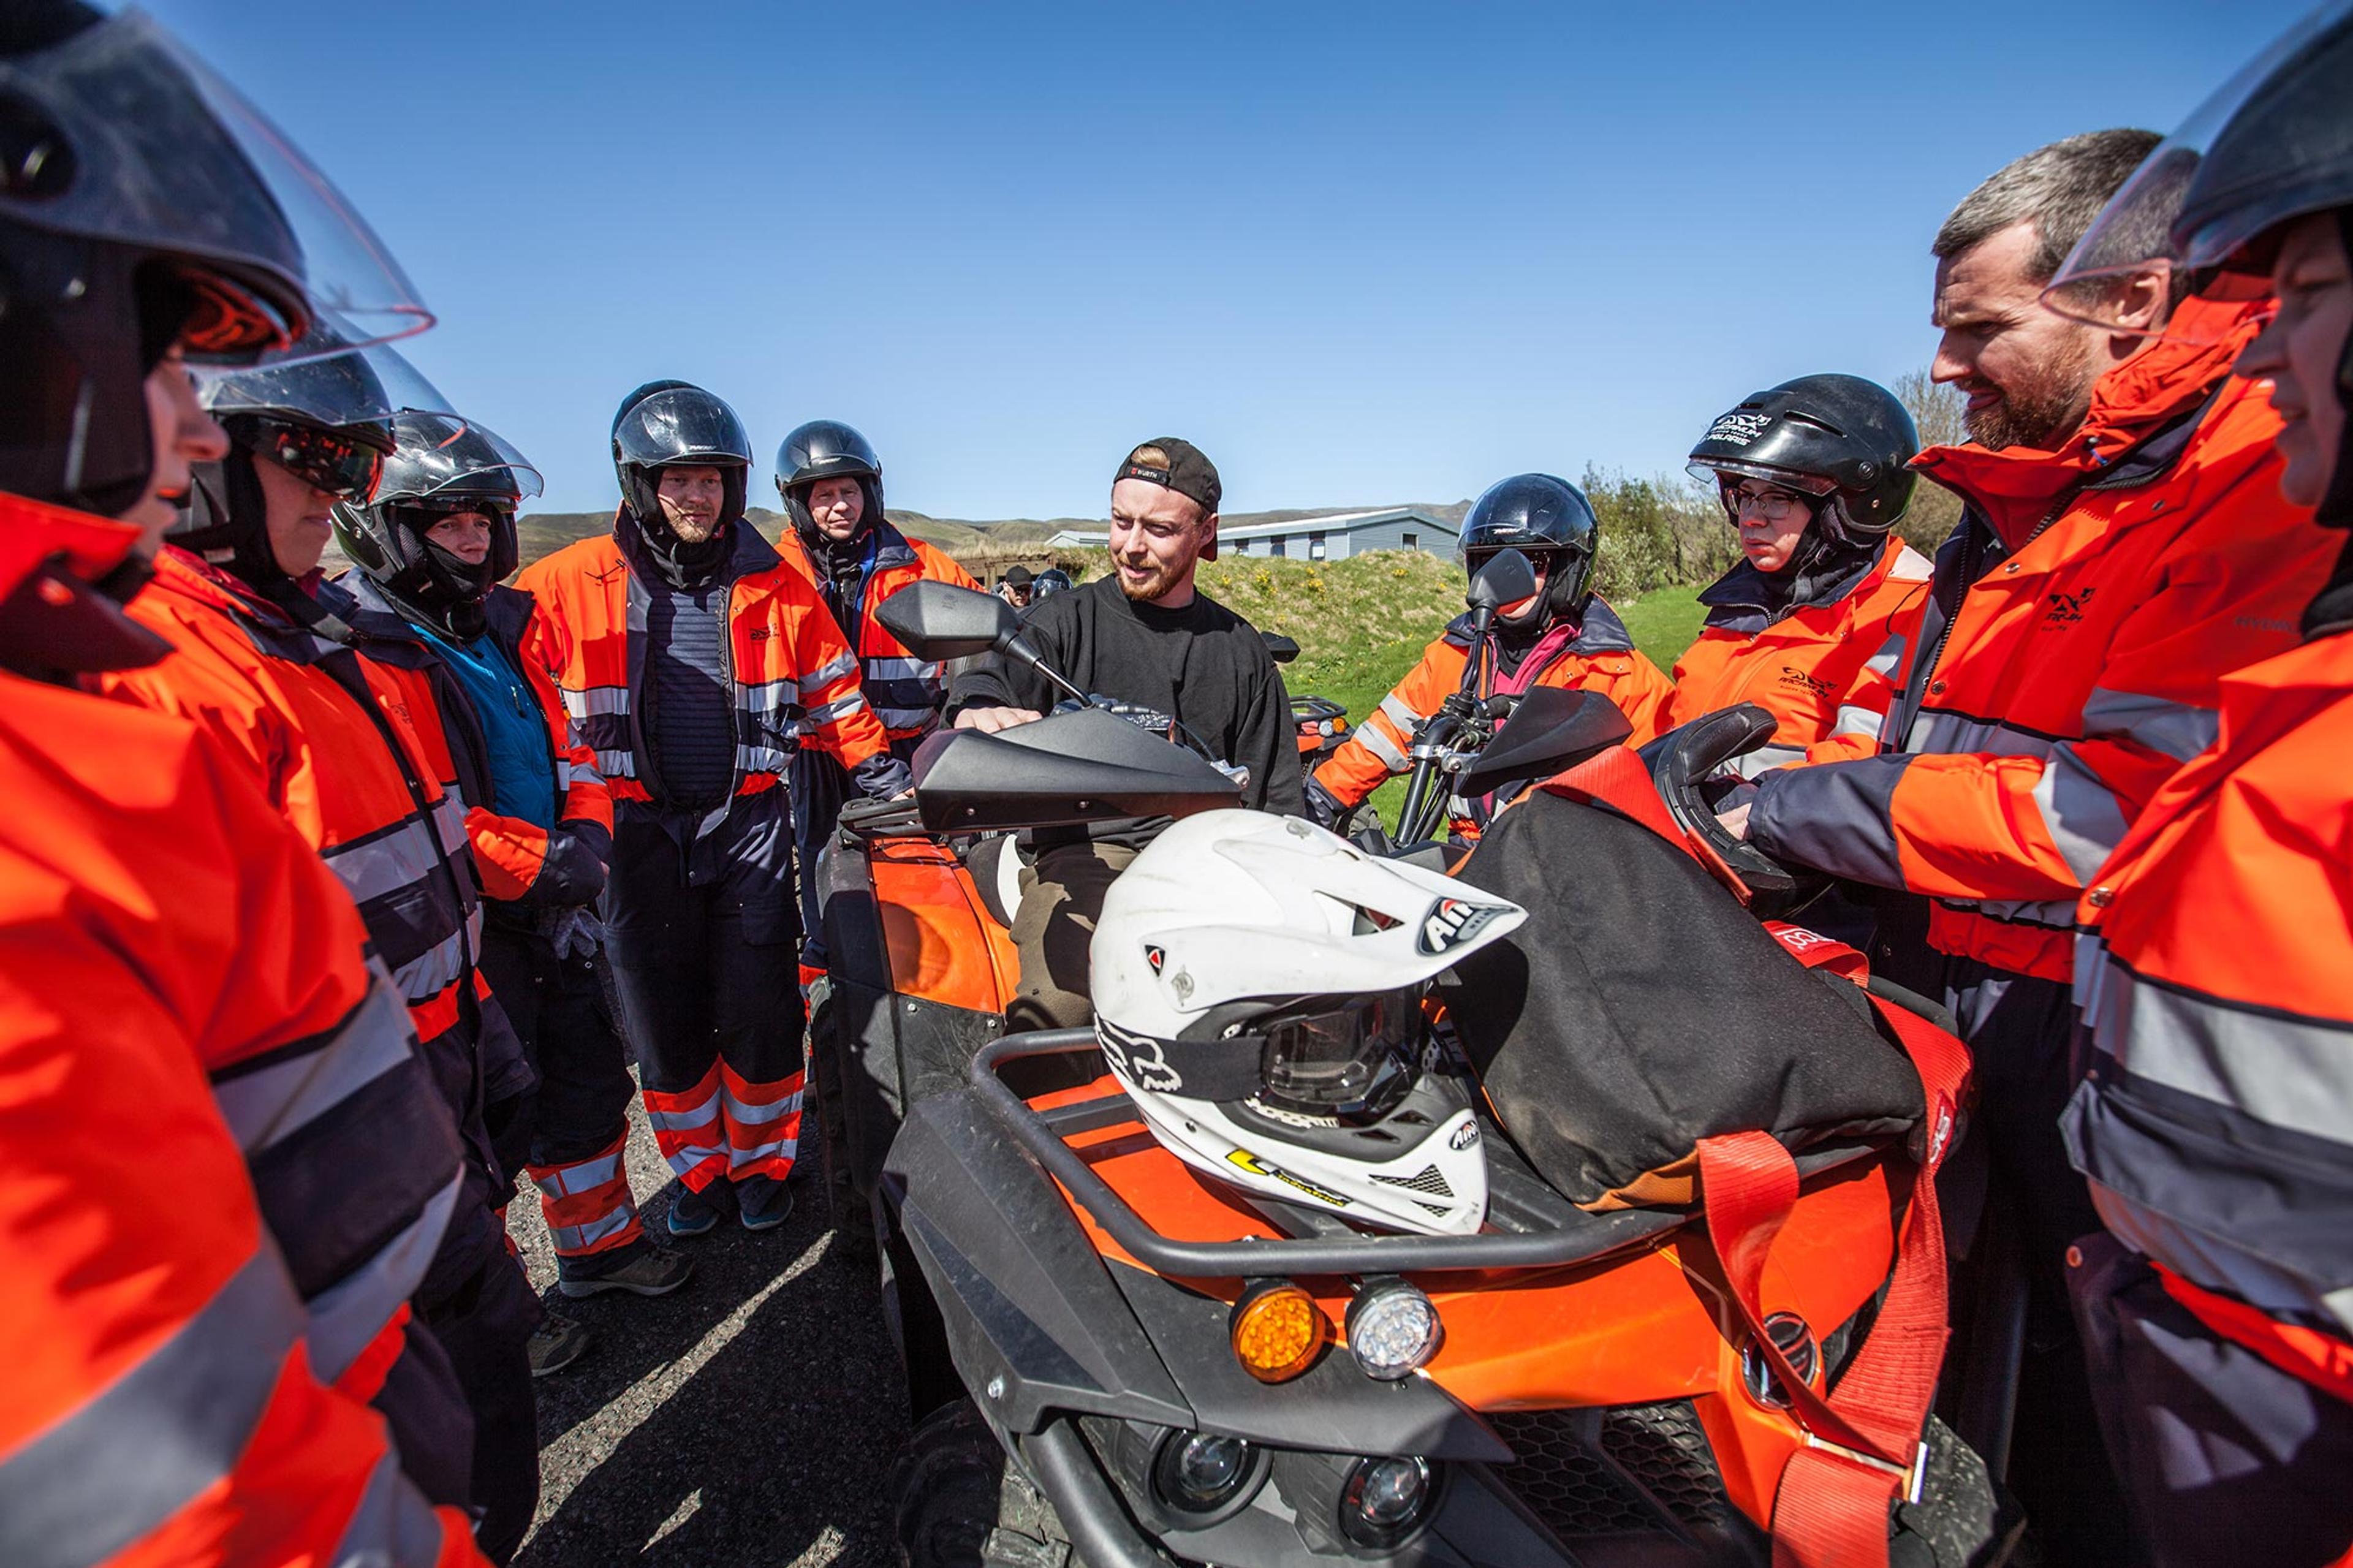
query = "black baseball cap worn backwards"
xmin=1114 ymin=436 xmax=1222 ymax=559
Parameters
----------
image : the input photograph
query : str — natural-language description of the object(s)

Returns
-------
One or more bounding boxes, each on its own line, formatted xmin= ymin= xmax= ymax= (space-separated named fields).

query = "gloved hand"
xmin=1438 ymin=691 xmax=1483 ymax=725
xmin=547 ymin=906 xmax=607 ymax=961
xmin=1303 ymin=775 xmax=1348 ymax=831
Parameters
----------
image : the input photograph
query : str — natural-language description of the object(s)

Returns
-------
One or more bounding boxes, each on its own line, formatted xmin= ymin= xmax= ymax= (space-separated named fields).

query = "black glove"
xmin=1303 ymin=775 xmax=1347 ymax=831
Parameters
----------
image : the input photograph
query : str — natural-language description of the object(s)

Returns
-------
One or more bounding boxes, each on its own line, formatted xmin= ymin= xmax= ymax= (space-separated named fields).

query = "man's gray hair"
xmin=1934 ymin=129 xmax=2164 ymax=282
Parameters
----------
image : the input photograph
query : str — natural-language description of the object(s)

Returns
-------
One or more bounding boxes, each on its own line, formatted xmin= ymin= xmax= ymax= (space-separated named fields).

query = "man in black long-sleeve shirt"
xmin=949 ymin=437 xmax=1302 ymax=1030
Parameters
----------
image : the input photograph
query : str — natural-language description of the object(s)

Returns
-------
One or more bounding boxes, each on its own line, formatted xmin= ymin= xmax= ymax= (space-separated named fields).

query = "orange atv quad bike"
xmin=812 ymin=583 xmax=2025 ymax=1568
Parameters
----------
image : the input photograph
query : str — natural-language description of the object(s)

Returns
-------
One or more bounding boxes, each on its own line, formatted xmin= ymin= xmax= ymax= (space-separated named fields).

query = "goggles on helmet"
xmin=244 ymin=417 xmax=386 ymax=502
xmin=1252 ymin=988 xmax=1425 ymax=1124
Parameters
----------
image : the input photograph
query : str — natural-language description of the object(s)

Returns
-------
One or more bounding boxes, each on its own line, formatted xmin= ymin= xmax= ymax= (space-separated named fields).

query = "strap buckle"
xmin=1803 ymin=1433 xmax=1930 ymax=1507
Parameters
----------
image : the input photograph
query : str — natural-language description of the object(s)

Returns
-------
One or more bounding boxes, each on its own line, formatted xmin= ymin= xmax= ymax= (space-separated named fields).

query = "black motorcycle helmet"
xmin=1032 ymin=566 xmax=1074 ymax=600
xmin=172 ymin=342 xmax=397 ymax=592
xmin=1686 ymin=374 xmax=1919 ymax=548
xmin=775 ymin=419 xmax=884 ymax=547
xmin=334 ymin=411 xmax=541 ymax=635
xmin=610 ymin=380 xmax=752 ymax=531
xmin=1459 ymin=473 xmax=1599 ymax=623
xmin=0 ymin=2 xmax=311 ymax=519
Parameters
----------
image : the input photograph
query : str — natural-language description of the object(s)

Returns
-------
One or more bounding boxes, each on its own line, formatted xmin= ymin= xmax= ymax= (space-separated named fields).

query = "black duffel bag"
xmin=1441 ymin=782 xmax=1925 ymax=1211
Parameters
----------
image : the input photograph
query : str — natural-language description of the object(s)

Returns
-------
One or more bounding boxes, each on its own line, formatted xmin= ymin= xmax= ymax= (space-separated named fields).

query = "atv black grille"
xmin=1489 ymin=1401 xmax=1731 ymax=1540
xmin=1370 ymin=1163 xmax=1455 ymax=1198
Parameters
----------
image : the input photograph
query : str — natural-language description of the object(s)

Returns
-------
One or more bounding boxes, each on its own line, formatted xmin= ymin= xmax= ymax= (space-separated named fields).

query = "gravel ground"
xmin=505 ymin=1086 xmax=911 ymax=1568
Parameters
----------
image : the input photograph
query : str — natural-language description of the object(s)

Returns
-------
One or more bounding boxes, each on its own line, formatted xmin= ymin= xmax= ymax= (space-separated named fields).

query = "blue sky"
xmin=151 ymin=1 xmax=2306 ymax=520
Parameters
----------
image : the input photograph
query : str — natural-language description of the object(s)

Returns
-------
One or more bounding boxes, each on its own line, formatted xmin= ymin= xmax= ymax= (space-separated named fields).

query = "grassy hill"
xmin=510 ymin=502 xmax=1476 ymax=572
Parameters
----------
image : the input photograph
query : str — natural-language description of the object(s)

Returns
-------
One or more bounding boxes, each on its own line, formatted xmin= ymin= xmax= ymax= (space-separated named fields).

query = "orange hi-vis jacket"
xmin=104 ymin=551 xmax=520 ymax=1305
xmin=776 ymin=521 xmax=980 ymax=744
xmin=0 ymin=493 xmax=483 ymax=1567
xmin=1748 ymin=301 xmax=2342 ymax=982
xmin=1665 ymin=539 xmax=1934 ymax=774
xmin=2063 ymin=618 xmax=2353 ymax=1406
xmin=1314 ymin=596 xmax=1677 ymax=814
xmin=514 ymin=517 xmax=891 ymax=811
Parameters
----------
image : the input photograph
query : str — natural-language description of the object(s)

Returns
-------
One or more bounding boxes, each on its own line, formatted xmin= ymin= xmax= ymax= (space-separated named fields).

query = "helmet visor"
xmin=1257 ymin=989 xmax=1422 ymax=1123
xmin=2041 ymin=0 xmax=2352 ymax=341
xmin=244 ymin=417 xmax=384 ymax=501
xmin=199 ymin=331 xmax=452 ymax=432
xmin=615 ymin=386 xmax=753 ymax=469
xmin=1684 ymin=460 xmax=1838 ymax=496
xmin=382 ymin=412 xmax=545 ymax=507
xmin=0 ymin=12 xmax=430 ymax=360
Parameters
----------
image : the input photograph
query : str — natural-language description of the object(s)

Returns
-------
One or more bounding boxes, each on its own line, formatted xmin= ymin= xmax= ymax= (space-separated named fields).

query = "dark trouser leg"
xmin=710 ymin=819 xmax=806 ymax=1184
xmin=2069 ymin=1232 xmax=2353 ymax=1567
xmin=484 ymin=922 xmax=649 ymax=1269
xmin=1006 ymin=840 xmax=1139 ymax=1034
xmin=790 ymin=748 xmax=851 ymax=968
xmin=373 ymin=1316 xmax=476 ymax=1509
xmin=604 ymin=817 xmax=725 ymax=1191
xmin=1944 ymin=958 xmax=2137 ymax=1564
xmin=422 ymin=1251 xmax=542 ymax=1564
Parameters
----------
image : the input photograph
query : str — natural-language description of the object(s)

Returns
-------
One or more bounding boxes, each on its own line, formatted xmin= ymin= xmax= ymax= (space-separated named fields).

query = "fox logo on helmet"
xmin=1420 ymin=897 xmax=1507 ymax=956
xmin=1097 ymin=1017 xmax=1182 ymax=1093
xmin=1145 ymin=944 xmax=1166 ymax=975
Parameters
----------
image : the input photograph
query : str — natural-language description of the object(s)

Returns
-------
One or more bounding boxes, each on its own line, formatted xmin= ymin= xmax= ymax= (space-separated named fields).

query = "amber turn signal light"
xmin=1230 ymin=1280 xmax=1329 ymax=1384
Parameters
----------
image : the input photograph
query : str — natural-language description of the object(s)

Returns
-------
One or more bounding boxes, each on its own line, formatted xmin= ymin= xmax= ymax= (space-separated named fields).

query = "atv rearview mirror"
xmin=875 ymin=580 xmax=1019 ymax=661
xmin=874 ymin=579 xmax=1089 ymax=707
xmin=1464 ymin=547 xmax=1537 ymax=635
xmin=1260 ymin=631 xmax=1300 ymax=665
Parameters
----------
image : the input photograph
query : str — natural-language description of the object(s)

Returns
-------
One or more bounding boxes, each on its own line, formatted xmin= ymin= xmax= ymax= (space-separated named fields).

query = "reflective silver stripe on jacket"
xmin=1378 ymin=694 xmax=1424 ymax=733
xmin=876 ymin=705 xmax=939 ymax=732
xmin=560 ymin=684 xmax=631 ymax=718
xmin=865 ymin=656 xmax=944 ymax=683
xmin=0 ymin=1248 xmax=301 ymax=1568
xmin=306 ymin=1173 xmax=462 ymax=1382
xmin=1356 ymin=721 xmax=1410 ymax=773
xmin=798 ymin=654 xmax=858 ymax=694
xmin=1828 ymin=702 xmax=1887 ymax=743
xmin=735 ymin=744 xmax=795 ymax=775
xmin=2082 ymin=685 xmax=2222 ymax=764
xmin=211 ymin=971 xmax=414 ymax=1149
xmin=1904 ymin=710 xmax=2058 ymax=759
xmin=594 ymin=748 xmax=637 ymax=778
xmin=1863 ymin=631 xmax=1908 ymax=681
xmin=320 ymin=818 xmax=444 ymax=907
xmin=328 ymin=1446 xmax=457 ymax=1568
xmin=800 ymin=692 xmax=869 ymax=729
xmin=1728 ymin=742 xmax=1808 ymax=778
xmin=2033 ymin=744 xmax=2130 ymax=883
xmin=390 ymin=903 xmax=482 ymax=1005
xmin=738 ymin=676 xmax=796 ymax=718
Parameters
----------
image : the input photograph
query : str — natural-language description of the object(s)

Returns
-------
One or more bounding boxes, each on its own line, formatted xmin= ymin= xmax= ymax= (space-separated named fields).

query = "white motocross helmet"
xmin=1089 ymin=811 xmax=1527 ymax=1237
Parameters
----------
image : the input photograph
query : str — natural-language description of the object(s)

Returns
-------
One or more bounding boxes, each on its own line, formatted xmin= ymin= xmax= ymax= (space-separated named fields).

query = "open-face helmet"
xmin=1459 ymin=473 xmax=1597 ymax=624
xmin=1091 ymin=810 xmax=1527 ymax=1237
xmin=335 ymin=409 xmax=542 ymax=626
xmin=1685 ymin=374 xmax=1919 ymax=547
xmin=775 ymin=419 xmax=883 ymax=546
xmin=611 ymin=381 xmax=751 ymax=528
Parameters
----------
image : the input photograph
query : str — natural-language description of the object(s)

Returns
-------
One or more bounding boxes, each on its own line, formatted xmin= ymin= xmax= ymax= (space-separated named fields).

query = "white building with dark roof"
xmin=1045 ymin=506 xmax=1455 ymax=562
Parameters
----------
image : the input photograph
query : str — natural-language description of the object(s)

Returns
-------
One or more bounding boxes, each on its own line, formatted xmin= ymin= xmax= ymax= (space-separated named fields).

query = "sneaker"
xmin=557 ymin=1242 xmax=697 ymax=1299
xmin=529 ymin=1312 xmax=594 ymax=1377
xmin=736 ymin=1173 xmax=795 ymax=1232
xmin=665 ymin=1183 xmax=724 ymax=1238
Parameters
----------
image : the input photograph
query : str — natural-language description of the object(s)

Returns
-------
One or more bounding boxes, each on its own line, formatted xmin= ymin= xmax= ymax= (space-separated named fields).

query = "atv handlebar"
xmin=969 ymin=1029 xmax=1684 ymax=1275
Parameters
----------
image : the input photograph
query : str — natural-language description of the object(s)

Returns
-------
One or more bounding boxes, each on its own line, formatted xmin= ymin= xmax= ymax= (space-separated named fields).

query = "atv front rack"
xmin=970 ymin=1029 xmax=1686 ymax=1276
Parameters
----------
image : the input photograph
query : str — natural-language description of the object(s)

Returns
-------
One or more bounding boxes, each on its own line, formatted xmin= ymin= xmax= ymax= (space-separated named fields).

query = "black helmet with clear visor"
xmin=172 ymin=336 xmax=453 ymax=589
xmin=2042 ymin=0 xmax=2353 ymax=343
xmin=611 ymin=382 xmax=752 ymax=529
xmin=335 ymin=409 xmax=542 ymax=627
xmin=0 ymin=6 xmax=428 ymax=518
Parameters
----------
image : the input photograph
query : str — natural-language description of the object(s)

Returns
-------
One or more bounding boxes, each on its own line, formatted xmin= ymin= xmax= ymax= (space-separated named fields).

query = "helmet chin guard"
xmin=1090 ymin=811 xmax=1527 ymax=1235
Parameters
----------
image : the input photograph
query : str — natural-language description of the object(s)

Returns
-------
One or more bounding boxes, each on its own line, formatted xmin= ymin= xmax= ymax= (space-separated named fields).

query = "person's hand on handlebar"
xmin=1716 ymin=802 xmax=1752 ymax=840
xmin=955 ymin=705 xmax=1042 ymax=734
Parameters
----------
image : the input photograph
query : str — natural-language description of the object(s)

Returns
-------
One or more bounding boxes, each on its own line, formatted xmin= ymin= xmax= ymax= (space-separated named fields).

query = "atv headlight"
xmin=1346 ymin=1278 xmax=1443 ymax=1381
xmin=1339 ymin=1455 xmax=1438 ymax=1547
xmin=1153 ymin=1430 xmax=1258 ymax=1516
